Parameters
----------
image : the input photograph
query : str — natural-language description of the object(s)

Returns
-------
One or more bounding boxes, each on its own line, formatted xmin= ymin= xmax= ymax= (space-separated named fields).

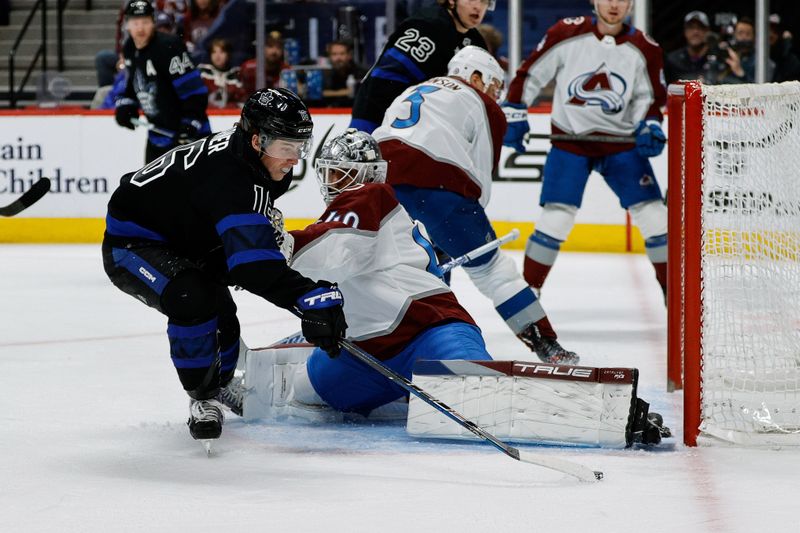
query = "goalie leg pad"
xmin=407 ymin=360 xmax=641 ymax=448
xmin=242 ymin=344 xmax=342 ymax=423
xmin=464 ymin=253 xmax=546 ymax=334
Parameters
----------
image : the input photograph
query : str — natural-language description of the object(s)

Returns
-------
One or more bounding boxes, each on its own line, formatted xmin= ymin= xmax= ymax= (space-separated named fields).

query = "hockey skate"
xmin=217 ymin=374 xmax=246 ymax=416
xmin=188 ymin=399 xmax=225 ymax=453
xmin=630 ymin=399 xmax=672 ymax=445
xmin=517 ymin=324 xmax=580 ymax=365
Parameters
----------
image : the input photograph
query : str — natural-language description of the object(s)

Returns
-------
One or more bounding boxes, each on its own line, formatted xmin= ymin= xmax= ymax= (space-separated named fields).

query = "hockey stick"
xmin=131 ymin=117 xmax=176 ymax=138
xmin=338 ymin=338 xmax=604 ymax=482
xmin=438 ymin=229 xmax=520 ymax=275
xmin=525 ymin=132 xmax=637 ymax=143
xmin=0 ymin=177 xmax=51 ymax=217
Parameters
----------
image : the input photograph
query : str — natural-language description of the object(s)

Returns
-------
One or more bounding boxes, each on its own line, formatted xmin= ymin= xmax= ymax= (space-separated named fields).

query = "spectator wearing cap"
xmin=769 ymin=14 xmax=800 ymax=82
xmin=239 ymin=31 xmax=291 ymax=95
xmin=321 ymin=40 xmax=367 ymax=107
xmin=665 ymin=11 xmax=715 ymax=84
xmin=155 ymin=11 xmax=176 ymax=34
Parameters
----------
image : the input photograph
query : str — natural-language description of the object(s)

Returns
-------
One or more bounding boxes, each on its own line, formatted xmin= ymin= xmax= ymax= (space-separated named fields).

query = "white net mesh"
xmin=699 ymin=82 xmax=800 ymax=445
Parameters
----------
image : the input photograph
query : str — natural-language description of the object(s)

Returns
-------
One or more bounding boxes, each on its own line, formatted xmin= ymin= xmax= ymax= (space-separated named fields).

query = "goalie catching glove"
xmin=296 ymin=282 xmax=347 ymax=358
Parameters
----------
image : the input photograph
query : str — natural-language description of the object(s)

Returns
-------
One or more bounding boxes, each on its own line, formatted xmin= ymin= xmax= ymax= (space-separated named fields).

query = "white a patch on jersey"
xmin=146 ymin=59 xmax=156 ymax=77
xmin=169 ymin=52 xmax=194 ymax=76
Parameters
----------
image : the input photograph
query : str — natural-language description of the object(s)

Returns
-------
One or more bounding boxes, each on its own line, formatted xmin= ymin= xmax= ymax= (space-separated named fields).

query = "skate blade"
xmin=201 ymin=439 xmax=213 ymax=456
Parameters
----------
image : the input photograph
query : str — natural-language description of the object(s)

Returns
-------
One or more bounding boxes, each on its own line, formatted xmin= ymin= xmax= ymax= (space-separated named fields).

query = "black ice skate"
xmin=629 ymin=398 xmax=672 ymax=446
xmin=188 ymin=399 xmax=224 ymax=449
xmin=517 ymin=324 xmax=580 ymax=365
xmin=216 ymin=375 xmax=245 ymax=416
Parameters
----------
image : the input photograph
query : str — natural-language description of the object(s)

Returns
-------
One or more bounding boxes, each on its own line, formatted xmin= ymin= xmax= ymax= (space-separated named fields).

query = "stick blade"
xmin=516 ymin=449 xmax=603 ymax=483
xmin=0 ymin=177 xmax=51 ymax=217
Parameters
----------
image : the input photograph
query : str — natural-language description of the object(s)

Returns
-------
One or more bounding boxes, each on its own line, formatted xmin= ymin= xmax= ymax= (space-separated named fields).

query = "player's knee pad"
xmin=536 ymin=203 xmax=578 ymax=242
xmin=463 ymin=252 xmax=529 ymax=306
xmin=628 ymin=200 xmax=667 ymax=240
xmin=160 ymin=270 xmax=218 ymax=323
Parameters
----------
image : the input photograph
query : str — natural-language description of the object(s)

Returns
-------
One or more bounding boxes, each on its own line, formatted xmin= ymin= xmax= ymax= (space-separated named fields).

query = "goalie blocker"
xmin=235 ymin=338 xmax=669 ymax=448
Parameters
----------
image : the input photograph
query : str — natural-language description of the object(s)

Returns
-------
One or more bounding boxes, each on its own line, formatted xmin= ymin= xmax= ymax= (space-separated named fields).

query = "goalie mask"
xmin=447 ymin=46 xmax=505 ymax=100
xmin=241 ymin=88 xmax=314 ymax=160
xmin=314 ymin=129 xmax=388 ymax=204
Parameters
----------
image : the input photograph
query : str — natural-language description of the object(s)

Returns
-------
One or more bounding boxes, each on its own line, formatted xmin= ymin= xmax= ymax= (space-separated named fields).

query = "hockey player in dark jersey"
xmin=349 ymin=0 xmax=492 ymax=133
xmin=102 ymin=88 xmax=347 ymax=445
xmin=115 ymin=0 xmax=212 ymax=163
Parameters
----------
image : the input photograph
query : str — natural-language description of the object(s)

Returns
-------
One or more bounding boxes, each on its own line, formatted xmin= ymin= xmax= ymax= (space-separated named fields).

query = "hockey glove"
xmin=114 ymin=100 xmax=139 ymax=130
xmin=297 ymin=282 xmax=347 ymax=358
xmin=501 ymin=102 xmax=530 ymax=153
xmin=178 ymin=119 xmax=204 ymax=144
xmin=634 ymin=120 xmax=666 ymax=158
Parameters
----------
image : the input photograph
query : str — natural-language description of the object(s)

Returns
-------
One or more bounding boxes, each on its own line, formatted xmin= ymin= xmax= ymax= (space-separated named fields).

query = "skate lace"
xmin=190 ymin=400 xmax=222 ymax=422
xmin=217 ymin=376 xmax=245 ymax=414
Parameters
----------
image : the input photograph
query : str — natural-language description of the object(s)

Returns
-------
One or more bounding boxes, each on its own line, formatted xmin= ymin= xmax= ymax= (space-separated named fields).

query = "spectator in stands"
xmin=477 ymin=24 xmax=509 ymax=72
xmin=718 ymin=17 xmax=773 ymax=84
xmin=155 ymin=11 xmax=177 ymax=35
xmin=665 ymin=11 xmax=715 ymax=84
xmin=184 ymin=0 xmax=221 ymax=54
xmin=239 ymin=31 xmax=290 ymax=95
xmin=198 ymin=38 xmax=244 ymax=108
xmin=321 ymin=39 xmax=367 ymax=107
xmin=769 ymin=14 xmax=800 ymax=82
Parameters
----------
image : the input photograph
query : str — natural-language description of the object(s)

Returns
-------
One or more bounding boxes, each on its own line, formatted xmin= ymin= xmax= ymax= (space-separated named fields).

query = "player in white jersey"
xmin=372 ymin=46 xmax=579 ymax=365
xmin=502 ymin=0 xmax=668 ymax=300
xmin=234 ymin=129 xmax=492 ymax=416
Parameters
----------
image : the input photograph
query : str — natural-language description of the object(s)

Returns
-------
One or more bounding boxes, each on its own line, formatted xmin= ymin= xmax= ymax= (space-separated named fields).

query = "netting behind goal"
xmin=667 ymin=81 xmax=800 ymax=446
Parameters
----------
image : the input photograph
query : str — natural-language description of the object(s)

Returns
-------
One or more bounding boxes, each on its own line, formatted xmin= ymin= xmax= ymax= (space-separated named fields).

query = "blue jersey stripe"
xmin=105 ymin=214 xmax=166 ymax=241
xmin=370 ymin=67 xmax=411 ymax=84
xmin=215 ymin=213 xmax=270 ymax=235
xmin=226 ymin=249 xmax=285 ymax=270
xmin=173 ymin=70 xmax=202 ymax=87
xmin=383 ymin=47 xmax=427 ymax=82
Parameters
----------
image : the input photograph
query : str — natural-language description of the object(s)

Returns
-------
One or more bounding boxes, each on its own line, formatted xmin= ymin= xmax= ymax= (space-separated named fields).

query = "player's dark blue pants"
xmin=101 ymin=234 xmax=240 ymax=400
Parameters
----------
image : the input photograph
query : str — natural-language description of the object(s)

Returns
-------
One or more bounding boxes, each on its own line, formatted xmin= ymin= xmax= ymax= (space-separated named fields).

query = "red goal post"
xmin=667 ymin=80 xmax=800 ymax=447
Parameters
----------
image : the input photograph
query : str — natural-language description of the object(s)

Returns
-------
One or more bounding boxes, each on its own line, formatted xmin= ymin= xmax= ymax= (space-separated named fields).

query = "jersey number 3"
xmin=391 ymin=85 xmax=440 ymax=129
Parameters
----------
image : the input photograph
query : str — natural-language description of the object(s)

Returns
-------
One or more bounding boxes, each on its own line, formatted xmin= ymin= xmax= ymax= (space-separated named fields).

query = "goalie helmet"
xmin=241 ymin=88 xmax=314 ymax=159
xmin=447 ymin=46 xmax=504 ymax=97
xmin=314 ymin=129 xmax=388 ymax=204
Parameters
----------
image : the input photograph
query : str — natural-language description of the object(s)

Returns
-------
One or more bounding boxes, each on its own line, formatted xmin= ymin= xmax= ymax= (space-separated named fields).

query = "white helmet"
xmin=447 ymin=45 xmax=505 ymax=95
xmin=314 ymin=128 xmax=388 ymax=204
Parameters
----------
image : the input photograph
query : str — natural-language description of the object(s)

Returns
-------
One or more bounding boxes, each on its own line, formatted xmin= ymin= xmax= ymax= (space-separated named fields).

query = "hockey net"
xmin=667 ymin=81 xmax=800 ymax=446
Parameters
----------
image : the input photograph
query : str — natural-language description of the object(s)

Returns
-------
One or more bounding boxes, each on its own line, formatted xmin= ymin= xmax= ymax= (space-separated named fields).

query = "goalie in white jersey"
xmin=502 ymin=0 xmax=669 ymax=300
xmin=372 ymin=46 xmax=579 ymax=365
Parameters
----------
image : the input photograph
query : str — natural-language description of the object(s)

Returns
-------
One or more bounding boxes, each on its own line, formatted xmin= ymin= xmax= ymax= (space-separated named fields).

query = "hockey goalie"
xmin=219 ymin=129 xmax=671 ymax=448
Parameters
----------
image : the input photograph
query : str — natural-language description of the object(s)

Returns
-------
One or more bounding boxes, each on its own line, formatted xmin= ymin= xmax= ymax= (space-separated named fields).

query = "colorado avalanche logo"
xmin=566 ymin=63 xmax=627 ymax=115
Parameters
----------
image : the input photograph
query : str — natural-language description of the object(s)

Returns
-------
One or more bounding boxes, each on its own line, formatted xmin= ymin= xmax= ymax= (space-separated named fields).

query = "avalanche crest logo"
xmin=566 ymin=63 xmax=627 ymax=115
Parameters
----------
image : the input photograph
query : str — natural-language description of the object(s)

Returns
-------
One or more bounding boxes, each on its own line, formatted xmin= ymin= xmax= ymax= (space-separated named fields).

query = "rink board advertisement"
xmin=0 ymin=109 xmax=668 ymax=251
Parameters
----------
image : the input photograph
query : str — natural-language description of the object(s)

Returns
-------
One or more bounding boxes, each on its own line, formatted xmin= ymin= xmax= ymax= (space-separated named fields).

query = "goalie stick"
xmin=438 ymin=229 xmax=520 ymax=275
xmin=525 ymin=132 xmax=637 ymax=143
xmin=338 ymin=338 xmax=604 ymax=482
xmin=0 ymin=177 xmax=51 ymax=217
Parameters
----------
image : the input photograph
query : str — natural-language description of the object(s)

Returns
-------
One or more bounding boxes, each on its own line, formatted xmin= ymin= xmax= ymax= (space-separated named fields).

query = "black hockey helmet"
xmin=241 ymin=88 xmax=314 ymax=159
xmin=124 ymin=0 xmax=155 ymax=18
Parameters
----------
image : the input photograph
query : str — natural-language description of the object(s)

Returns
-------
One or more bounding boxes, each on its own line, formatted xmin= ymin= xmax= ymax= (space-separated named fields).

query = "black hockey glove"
xmin=296 ymin=282 xmax=347 ymax=358
xmin=114 ymin=102 xmax=139 ymax=130
xmin=178 ymin=119 xmax=204 ymax=144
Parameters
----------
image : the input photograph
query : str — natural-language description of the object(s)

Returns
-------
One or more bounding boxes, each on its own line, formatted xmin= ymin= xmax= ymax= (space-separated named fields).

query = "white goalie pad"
xmin=407 ymin=360 xmax=639 ymax=448
xmin=241 ymin=335 xmax=343 ymax=424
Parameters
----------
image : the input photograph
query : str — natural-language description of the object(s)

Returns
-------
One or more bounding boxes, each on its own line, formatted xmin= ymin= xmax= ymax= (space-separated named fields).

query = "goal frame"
xmin=666 ymin=81 xmax=703 ymax=446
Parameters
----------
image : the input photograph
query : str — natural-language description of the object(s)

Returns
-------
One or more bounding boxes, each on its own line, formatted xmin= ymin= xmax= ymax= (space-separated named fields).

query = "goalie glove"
xmin=501 ymin=102 xmax=529 ymax=153
xmin=634 ymin=119 xmax=666 ymax=158
xmin=296 ymin=282 xmax=347 ymax=358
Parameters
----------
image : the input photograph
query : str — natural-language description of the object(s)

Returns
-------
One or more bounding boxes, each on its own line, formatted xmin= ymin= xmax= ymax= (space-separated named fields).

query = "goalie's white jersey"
xmin=507 ymin=16 xmax=667 ymax=157
xmin=372 ymin=76 xmax=506 ymax=207
xmin=289 ymin=183 xmax=474 ymax=359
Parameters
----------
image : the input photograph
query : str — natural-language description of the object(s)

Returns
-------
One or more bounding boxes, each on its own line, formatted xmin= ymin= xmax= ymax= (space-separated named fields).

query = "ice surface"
xmin=1 ymin=245 xmax=797 ymax=532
